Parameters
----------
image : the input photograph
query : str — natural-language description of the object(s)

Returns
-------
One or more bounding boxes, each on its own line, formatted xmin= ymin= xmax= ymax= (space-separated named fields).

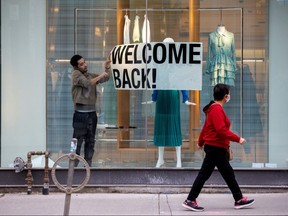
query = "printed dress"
xmin=206 ymin=29 xmax=237 ymax=86
xmin=152 ymin=90 xmax=188 ymax=147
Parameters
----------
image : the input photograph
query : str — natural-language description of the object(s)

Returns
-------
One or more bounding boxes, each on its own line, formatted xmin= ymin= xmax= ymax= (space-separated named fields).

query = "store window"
xmin=46 ymin=0 xmax=268 ymax=168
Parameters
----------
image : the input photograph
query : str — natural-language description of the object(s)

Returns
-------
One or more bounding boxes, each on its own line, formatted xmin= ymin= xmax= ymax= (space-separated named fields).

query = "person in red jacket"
xmin=182 ymin=83 xmax=255 ymax=212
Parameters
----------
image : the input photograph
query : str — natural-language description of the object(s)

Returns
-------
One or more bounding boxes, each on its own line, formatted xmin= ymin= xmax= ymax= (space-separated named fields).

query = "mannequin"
xmin=153 ymin=88 xmax=195 ymax=168
xmin=156 ymin=146 xmax=182 ymax=168
xmin=152 ymin=37 xmax=196 ymax=168
xmin=206 ymin=25 xmax=237 ymax=86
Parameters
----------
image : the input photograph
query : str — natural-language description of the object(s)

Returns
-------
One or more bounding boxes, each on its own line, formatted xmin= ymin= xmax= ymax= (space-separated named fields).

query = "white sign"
xmin=111 ymin=42 xmax=202 ymax=90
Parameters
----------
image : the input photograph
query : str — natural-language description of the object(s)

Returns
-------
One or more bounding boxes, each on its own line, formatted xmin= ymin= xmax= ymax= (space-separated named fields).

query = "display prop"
xmin=111 ymin=42 xmax=203 ymax=90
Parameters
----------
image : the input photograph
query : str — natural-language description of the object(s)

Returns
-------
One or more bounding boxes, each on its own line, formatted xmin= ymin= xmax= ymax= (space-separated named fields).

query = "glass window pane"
xmin=46 ymin=0 xmax=269 ymax=168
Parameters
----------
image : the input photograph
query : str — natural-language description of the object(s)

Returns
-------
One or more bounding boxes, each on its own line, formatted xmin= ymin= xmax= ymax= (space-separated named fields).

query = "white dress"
xmin=133 ymin=15 xmax=140 ymax=43
xmin=142 ymin=14 xmax=150 ymax=43
xmin=123 ymin=15 xmax=130 ymax=44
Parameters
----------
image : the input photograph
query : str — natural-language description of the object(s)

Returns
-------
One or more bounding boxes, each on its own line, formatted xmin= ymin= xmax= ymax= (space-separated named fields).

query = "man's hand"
xmin=185 ymin=101 xmax=196 ymax=106
xmin=141 ymin=101 xmax=154 ymax=104
xmin=100 ymin=72 xmax=109 ymax=78
xmin=105 ymin=54 xmax=111 ymax=69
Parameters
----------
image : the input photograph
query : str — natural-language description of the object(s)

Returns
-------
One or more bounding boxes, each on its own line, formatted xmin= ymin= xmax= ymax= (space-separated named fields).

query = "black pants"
xmin=187 ymin=145 xmax=242 ymax=202
xmin=72 ymin=111 xmax=97 ymax=166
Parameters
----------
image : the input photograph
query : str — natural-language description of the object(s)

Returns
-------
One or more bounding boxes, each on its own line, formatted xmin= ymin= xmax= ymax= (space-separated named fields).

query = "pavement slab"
xmin=0 ymin=192 xmax=287 ymax=215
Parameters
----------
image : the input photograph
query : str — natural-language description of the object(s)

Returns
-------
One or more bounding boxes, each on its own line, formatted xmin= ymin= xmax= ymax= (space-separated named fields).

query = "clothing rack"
xmin=74 ymin=8 xmax=190 ymax=12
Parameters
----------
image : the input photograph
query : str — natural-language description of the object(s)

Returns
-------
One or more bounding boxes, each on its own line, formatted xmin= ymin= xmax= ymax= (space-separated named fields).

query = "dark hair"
xmin=70 ymin=54 xmax=83 ymax=67
xmin=213 ymin=83 xmax=230 ymax=101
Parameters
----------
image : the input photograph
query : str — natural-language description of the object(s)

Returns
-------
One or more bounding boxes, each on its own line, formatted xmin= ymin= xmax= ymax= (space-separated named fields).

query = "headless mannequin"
xmin=156 ymin=146 xmax=182 ymax=168
xmin=153 ymin=38 xmax=196 ymax=169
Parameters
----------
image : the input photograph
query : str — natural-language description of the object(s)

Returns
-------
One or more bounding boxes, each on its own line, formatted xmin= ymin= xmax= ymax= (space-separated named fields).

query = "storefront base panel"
xmin=0 ymin=168 xmax=287 ymax=194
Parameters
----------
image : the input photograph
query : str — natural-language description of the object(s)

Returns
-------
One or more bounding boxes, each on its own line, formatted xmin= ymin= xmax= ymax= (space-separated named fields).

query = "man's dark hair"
xmin=213 ymin=83 xmax=230 ymax=101
xmin=70 ymin=54 xmax=83 ymax=67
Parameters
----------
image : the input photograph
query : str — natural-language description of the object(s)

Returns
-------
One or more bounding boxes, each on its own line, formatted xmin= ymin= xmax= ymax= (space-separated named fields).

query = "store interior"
xmin=46 ymin=0 xmax=268 ymax=168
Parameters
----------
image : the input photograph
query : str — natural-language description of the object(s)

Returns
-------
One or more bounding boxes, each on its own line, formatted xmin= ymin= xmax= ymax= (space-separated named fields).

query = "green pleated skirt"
xmin=154 ymin=90 xmax=182 ymax=147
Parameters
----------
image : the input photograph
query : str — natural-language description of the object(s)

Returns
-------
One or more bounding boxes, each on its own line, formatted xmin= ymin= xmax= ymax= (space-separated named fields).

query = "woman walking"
xmin=182 ymin=83 xmax=255 ymax=212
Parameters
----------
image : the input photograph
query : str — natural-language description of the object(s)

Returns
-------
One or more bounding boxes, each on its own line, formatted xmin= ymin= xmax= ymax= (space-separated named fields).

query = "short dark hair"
xmin=70 ymin=54 xmax=83 ymax=67
xmin=213 ymin=83 xmax=230 ymax=101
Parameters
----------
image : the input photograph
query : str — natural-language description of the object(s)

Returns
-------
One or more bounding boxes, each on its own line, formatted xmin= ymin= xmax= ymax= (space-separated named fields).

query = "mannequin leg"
xmin=176 ymin=146 xmax=182 ymax=168
xmin=156 ymin=147 xmax=165 ymax=167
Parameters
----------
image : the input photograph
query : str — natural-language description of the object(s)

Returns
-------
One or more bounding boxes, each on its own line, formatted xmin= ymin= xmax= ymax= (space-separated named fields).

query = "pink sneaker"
xmin=182 ymin=199 xmax=204 ymax=212
xmin=234 ymin=197 xmax=255 ymax=209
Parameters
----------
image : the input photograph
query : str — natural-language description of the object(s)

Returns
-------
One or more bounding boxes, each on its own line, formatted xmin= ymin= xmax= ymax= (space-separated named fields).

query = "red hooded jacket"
xmin=198 ymin=101 xmax=240 ymax=149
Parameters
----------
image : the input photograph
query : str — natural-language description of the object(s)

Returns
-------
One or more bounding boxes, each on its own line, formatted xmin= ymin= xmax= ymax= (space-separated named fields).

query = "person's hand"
xmin=141 ymin=101 xmax=154 ymax=104
xmin=105 ymin=53 xmax=111 ymax=69
xmin=239 ymin=137 xmax=246 ymax=145
xmin=197 ymin=144 xmax=203 ymax=150
xmin=185 ymin=101 xmax=196 ymax=106
xmin=101 ymin=72 xmax=109 ymax=78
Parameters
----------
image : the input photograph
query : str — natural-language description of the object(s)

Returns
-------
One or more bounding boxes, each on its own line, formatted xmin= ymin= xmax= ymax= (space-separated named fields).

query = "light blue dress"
xmin=152 ymin=90 xmax=188 ymax=147
xmin=206 ymin=30 xmax=237 ymax=86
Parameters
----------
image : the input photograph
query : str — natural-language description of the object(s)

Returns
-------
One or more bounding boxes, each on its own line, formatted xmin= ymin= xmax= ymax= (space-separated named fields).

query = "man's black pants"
xmin=72 ymin=111 xmax=97 ymax=166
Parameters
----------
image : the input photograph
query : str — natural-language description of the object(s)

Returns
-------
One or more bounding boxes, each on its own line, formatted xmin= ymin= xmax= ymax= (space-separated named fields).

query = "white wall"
xmin=269 ymin=0 xmax=288 ymax=167
xmin=1 ymin=0 xmax=46 ymax=167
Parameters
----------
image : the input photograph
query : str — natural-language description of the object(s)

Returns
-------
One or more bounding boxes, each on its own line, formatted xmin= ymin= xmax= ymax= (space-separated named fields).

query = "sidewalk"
xmin=1 ymin=192 xmax=288 ymax=215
